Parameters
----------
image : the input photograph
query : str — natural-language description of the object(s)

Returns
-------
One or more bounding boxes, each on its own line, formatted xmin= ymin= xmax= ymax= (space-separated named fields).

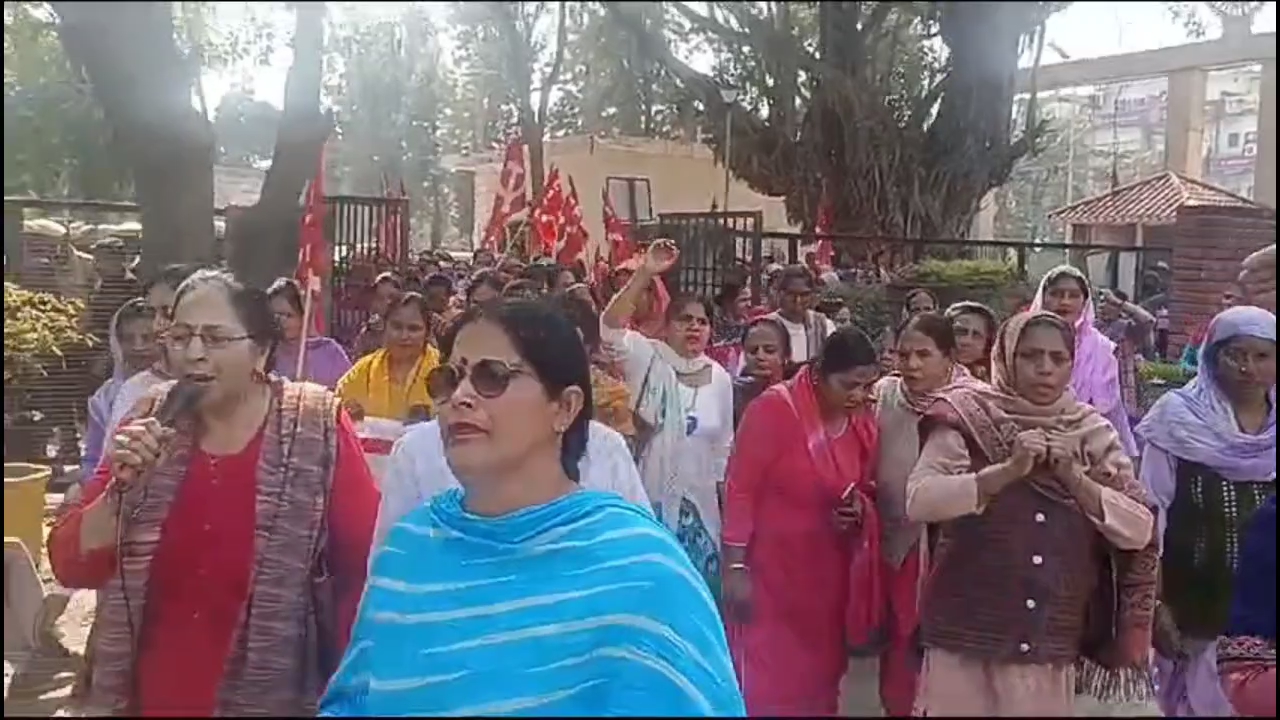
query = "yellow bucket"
xmin=4 ymin=463 xmax=51 ymax=567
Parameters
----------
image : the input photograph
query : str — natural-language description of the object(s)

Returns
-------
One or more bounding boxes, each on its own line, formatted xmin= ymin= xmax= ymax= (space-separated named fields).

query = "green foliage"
xmin=1138 ymin=360 xmax=1192 ymax=386
xmin=3 ymin=282 xmax=94 ymax=385
xmin=833 ymin=283 xmax=895 ymax=343
xmin=894 ymin=259 xmax=1019 ymax=287
xmin=3 ymin=1 xmax=130 ymax=199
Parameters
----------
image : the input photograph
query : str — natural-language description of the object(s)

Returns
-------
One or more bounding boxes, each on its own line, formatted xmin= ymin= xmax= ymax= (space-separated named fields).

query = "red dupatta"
xmin=777 ymin=364 xmax=884 ymax=647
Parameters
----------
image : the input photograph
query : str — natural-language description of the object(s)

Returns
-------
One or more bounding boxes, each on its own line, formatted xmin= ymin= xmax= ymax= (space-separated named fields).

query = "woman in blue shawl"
xmin=321 ymin=300 xmax=745 ymax=718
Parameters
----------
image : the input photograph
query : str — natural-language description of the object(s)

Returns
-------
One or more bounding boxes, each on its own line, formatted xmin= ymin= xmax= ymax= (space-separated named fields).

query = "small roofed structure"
xmin=1049 ymin=171 xmax=1275 ymax=353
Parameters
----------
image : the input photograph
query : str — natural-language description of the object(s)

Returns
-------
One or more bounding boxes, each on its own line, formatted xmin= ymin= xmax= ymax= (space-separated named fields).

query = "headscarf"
xmin=613 ymin=257 xmax=671 ymax=339
xmin=930 ymin=311 xmax=1158 ymax=668
xmin=1030 ymin=265 xmax=1116 ymax=406
xmin=944 ymin=301 xmax=998 ymax=382
xmin=1136 ymin=305 xmax=1276 ymax=482
xmin=83 ymin=303 xmax=141 ymax=473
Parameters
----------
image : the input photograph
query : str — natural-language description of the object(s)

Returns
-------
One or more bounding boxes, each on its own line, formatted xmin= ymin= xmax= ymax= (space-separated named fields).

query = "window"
xmin=1227 ymin=132 xmax=1241 ymax=149
xmin=606 ymin=177 xmax=653 ymax=223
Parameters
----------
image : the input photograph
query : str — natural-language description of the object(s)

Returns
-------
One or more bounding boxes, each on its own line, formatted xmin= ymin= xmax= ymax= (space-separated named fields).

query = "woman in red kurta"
xmin=48 ymin=269 xmax=379 ymax=717
xmin=722 ymin=326 xmax=883 ymax=716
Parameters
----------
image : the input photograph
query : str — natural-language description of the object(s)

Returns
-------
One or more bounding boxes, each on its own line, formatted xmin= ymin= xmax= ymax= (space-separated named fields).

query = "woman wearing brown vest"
xmin=48 ymin=269 xmax=380 ymax=716
xmin=905 ymin=310 xmax=1159 ymax=716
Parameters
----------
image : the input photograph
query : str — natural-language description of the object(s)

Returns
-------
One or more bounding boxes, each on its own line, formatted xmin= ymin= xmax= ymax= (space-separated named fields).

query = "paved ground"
xmin=4 ymin=494 xmax=93 ymax=718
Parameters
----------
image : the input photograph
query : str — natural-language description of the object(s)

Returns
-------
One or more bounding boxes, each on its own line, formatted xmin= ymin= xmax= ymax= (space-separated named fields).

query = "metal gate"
xmin=653 ymin=210 xmax=763 ymax=299
xmin=326 ymin=194 xmax=410 ymax=344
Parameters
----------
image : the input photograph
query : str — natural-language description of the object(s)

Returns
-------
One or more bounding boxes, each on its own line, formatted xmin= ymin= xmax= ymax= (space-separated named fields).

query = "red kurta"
xmin=48 ymin=411 xmax=379 ymax=717
xmin=723 ymin=388 xmax=877 ymax=716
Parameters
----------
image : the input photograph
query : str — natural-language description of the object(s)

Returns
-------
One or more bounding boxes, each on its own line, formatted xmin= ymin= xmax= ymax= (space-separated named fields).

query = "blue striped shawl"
xmin=320 ymin=488 xmax=745 ymax=717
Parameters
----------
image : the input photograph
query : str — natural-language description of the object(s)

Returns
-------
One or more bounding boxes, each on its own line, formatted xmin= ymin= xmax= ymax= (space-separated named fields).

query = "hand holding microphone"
xmin=110 ymin=379 xmax=205 ymax=487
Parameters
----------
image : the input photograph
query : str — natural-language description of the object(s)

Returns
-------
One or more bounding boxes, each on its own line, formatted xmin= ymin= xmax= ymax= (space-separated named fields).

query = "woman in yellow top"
xmin=336 ymin=292 xmax=441 ymax=423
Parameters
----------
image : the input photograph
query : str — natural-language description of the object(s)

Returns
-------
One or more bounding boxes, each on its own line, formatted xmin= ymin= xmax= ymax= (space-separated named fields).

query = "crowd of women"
xmin=43 ymin=240 xmax=1275 ymax=717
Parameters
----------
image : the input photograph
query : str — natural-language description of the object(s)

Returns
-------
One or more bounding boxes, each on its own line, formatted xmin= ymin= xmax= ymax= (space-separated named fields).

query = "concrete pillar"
xmin=969 ymin=189 xmax=997 ymax=240
xmin=1255 ymin=60 xmax=1276 ymax=207
xmin=1166 ymin=68 xmax=1208 ymax=178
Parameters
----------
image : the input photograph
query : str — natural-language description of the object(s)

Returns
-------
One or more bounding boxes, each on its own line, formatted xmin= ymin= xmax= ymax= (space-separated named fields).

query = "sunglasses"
xmin=426 ymin=359 xmax=527 ymax=402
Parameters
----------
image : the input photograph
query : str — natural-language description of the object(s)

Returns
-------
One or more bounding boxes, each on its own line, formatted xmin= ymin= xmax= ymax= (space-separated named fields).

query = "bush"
xmin=894 ymin=258 xmax=1019 ymax=287
xmin=3 ymin=282 xmax=95 ymax=385
xmin=1138 ymin=360 xmax=1191 ymax=386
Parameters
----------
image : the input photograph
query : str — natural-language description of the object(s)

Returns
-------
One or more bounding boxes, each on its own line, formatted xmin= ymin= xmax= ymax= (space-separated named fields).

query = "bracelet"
xmin=727 ymin=562 xmax=749 ymax=572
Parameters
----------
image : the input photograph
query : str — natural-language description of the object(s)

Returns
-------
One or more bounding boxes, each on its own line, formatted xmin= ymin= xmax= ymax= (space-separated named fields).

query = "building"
xmin=1035 ymin=64 xmax=1264 ymax=201
xmin=442 ymin=134 xmax=797 ymax=257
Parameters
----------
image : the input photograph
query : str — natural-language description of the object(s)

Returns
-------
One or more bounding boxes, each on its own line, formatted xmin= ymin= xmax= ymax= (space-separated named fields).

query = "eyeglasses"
xmin=426 ymin=359 xmax=527 ymax=402
xmin=163 ymin=328 xmax=252 ymax=350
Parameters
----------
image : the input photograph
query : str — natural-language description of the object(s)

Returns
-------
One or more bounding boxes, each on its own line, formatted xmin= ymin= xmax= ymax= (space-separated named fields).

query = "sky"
xmin=201 ymin=2 xmax=1279 ymax=112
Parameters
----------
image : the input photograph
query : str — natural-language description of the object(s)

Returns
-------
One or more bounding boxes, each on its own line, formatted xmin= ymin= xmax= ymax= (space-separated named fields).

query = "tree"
xmin=1163 ymin=2 xmax=1265 ymax=39
xmin=607 ymin=2 xmax=1064 ymax=240
xmin=51 ymin=1 xmax=328 ymax=284
xmin=212 ymin=88 xmax=282 ymax=168
xmin=449 ymin=1 xmax=570 ymax=198
xmin=4 ymin=2 xmax=128 ymax=200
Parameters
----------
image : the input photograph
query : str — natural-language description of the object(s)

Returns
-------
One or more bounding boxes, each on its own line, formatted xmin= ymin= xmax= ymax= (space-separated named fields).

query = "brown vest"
xmin=85 ymin=379 xmax=339 ymax=716
xmin=919 ymin=431 xmax=1101 ymax=665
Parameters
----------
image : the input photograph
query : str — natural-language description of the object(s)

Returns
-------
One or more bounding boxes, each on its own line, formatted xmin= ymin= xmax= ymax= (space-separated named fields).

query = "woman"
xmin=351 ymin=271 xmax=403 ymax=359
xmin=48 ymin=269 xmax=379 ymax=716
xmin=708 ymin=279 xmax=752 ymax=372
xmin=82 ymin=299 xmax=158 ymax=476
xmin=106 ymin=263 xmax=202 ymax=435
xmin=602 ymin=240 xmax=734 ymax=591
xmin=1157 ymin=495 xmax=1275 ymax=717
xmin=903 ymin=287 xmax=938 ymax=318
xmin=945 ymin=301 xmax=997 ymax=382
xmin=1096 ymin=288 xmax=1157 ymax=424
xmin=1032 ymin=265 xmax=1139 ymax=458
xmin=731 ymin=316 xmax=791 ymax=426
xmin=1137 ymin=306 xmax=1274 ymax=648
xmin=335 ymin=292 xmax=442 ymax=423
xmin=321 ymin=301 xmax=745 ymax=717
xmin=721 ymin=326 xmax=882 ymax=715
xmin=466 ymin=269 xmax=505 ymax=306
xmin=373 ymin=300 xmax=650 ymax=546
xmin=906 ymin=310 xmax=1158 ymax=716
xmin=768 ymin=265 xmax=835 ymax=364
xmin=853 ymin=313 xmax=975 ymax=716
xmin=267 ymin=277 xmax=352 ymax=388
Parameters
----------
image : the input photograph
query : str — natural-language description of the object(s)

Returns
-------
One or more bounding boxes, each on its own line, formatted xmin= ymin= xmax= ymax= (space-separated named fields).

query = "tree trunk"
xmin=225 ymin=2 xmax=331 ymax=288
xmin=53 ymin=1 xmax=216 ymax=277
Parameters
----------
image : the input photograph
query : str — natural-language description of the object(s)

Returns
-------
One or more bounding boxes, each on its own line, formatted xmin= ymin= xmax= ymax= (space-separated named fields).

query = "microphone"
xmin=153 ymin=378 xmax=207 ymax=428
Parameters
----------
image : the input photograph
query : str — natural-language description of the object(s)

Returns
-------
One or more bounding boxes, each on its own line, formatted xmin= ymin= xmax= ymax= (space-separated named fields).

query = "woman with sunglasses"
xmin=601 ymin=240 xmax=735 ymax=595
xmin=323 ymin=300 xmax=745 ymax=717
xmin=371 ymin=301 xmax=649 ymax=547
xmin=49 ymin=269 xmax=379 ymax=715
xmin=335 ymin=292 xmax=442 ymax=424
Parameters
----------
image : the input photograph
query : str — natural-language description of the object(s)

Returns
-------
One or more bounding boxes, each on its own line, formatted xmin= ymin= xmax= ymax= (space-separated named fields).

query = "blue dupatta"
xmin=321 ymin=489 xmax=745 ymax=717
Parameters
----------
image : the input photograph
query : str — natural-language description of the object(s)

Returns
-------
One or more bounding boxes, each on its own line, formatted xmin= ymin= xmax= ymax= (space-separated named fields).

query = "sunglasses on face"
xmin=427 ymin=358 xmax=527 ymax=402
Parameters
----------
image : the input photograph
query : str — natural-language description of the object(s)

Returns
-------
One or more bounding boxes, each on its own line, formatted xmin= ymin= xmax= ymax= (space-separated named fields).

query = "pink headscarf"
xmin=1031 ymin=265 xmax=1138 ymax=456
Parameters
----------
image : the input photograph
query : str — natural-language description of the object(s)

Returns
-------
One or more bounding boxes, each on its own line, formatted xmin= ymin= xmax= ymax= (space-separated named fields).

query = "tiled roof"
xmin=1049 ymin=171 xmax=1262 ymax=226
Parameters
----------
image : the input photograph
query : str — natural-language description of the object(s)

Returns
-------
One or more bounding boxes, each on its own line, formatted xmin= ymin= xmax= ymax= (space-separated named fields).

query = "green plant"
xmin=894 ymin=258 xmax=1019 ymax=287
xmin=3 ymin=282 xmax=94 ymax=385
xmin=1138 ymin=360 xmax=1191 ymax=386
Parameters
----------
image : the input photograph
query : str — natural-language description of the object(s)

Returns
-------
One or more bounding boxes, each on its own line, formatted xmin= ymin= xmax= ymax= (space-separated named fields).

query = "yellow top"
xmin=335 ymin=346 xmax=441 ymax=421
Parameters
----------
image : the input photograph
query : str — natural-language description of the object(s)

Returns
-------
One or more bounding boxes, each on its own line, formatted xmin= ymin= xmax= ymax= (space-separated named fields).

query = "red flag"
xmin=557 ymin=175 xmax=588 ymax=265
xmin=602 ymin=186 xmax=634 ymax=263
xmin=481 ymin=136 xmax=528 ymax=252
xmin=814 ymin=186 xmax=835 ymax=269
xmin=533 ymin=166 xmax=565 ymax=258
xmin=295 ymin=144 xmax=328 ymax=336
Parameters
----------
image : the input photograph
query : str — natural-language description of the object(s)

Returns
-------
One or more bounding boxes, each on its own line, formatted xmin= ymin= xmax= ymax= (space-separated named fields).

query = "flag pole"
xmin=296 ymin=285 xmax=314 ymax=379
